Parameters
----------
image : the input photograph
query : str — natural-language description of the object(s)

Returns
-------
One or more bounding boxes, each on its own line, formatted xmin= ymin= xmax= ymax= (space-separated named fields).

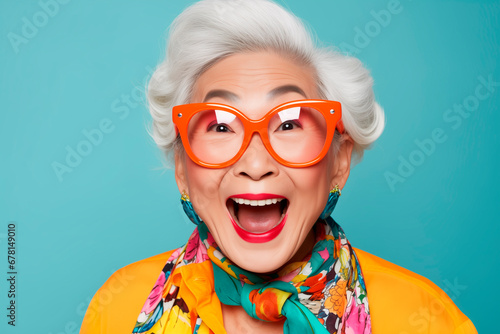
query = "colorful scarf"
xmin=132 ymin=217 xmax=371 ymax=333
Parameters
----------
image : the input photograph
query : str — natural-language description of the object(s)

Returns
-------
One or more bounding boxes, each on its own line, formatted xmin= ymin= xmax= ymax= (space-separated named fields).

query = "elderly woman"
xmin=81 ymin=0 xmax=476 ymax=333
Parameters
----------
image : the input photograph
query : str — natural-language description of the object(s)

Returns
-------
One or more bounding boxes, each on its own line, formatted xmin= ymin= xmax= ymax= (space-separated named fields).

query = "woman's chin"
xmin=232 ymin=253 xmax=289 ymax=274
xmin=218 ymin=235 xmax=298 ymax=274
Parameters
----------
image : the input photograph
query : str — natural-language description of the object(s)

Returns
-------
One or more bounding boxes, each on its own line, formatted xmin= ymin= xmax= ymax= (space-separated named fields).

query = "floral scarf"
xmin=132 ymin=217 xmax=371 ymax=334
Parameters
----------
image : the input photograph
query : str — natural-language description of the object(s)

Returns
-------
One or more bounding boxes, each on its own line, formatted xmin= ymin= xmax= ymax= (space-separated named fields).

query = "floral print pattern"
xmin=132 ymin=218 xmax=370 ymax=333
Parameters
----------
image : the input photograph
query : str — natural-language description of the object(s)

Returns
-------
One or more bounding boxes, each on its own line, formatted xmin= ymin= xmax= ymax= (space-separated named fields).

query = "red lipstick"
xmin=229 ymin=193 xmax=286 ymax=200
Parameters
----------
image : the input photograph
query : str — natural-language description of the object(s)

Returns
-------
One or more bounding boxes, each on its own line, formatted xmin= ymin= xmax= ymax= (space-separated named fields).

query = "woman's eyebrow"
xmin=267 ymin=85 xmax=307 ymax=99
xmin=203 ymin=90 xmax=239 ymax=102
xmin=202 ymin=85 xmax=306 ymax=103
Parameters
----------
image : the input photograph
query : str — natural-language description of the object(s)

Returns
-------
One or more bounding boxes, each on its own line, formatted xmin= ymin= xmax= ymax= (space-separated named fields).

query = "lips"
xmin=227 ymin=193 xmax=289 ymax=243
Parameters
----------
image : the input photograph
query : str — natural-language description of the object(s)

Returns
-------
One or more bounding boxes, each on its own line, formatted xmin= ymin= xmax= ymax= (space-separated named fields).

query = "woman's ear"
xmin=331 ymin=135 xmax=354 ymax=189
xmin=174 ymin=149 xmax=189 ymax=194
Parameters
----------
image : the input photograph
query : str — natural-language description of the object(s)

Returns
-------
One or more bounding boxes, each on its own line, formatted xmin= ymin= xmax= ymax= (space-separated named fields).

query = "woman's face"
xmin=175 ymin=51 xmax=353 ymax=273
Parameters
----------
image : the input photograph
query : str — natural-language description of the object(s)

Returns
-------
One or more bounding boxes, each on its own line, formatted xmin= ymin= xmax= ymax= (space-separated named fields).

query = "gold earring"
xmin=181 ymin=190 xmax=190 ymax=201
xmin=331 ymin=184 xmax=341 ymax=196
xmin=180 ymin=190 xmax=202 ymax=225
xmin=320 ymin=184 xmax=341 ymax=219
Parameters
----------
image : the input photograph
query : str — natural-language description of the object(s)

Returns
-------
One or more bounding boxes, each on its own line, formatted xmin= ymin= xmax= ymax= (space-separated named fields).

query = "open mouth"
xmin=226 ymin=195 xmax=289 ymax=236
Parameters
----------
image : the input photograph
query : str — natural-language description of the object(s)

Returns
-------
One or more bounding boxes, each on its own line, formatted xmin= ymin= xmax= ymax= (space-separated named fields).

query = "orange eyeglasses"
xmin=172 ymin=99 xmax=344 ymax=168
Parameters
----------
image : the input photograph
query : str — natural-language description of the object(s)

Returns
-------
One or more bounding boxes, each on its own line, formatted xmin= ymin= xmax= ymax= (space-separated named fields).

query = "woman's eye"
xmin=208 ymin=123 xmax=231 ymax=132
xmin=277 ymin=121 xmax=301 ymax=131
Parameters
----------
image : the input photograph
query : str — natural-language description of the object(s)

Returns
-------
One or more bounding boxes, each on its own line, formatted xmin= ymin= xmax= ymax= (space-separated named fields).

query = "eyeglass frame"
xmin=172 ymin=99 xmax=345 ymax=169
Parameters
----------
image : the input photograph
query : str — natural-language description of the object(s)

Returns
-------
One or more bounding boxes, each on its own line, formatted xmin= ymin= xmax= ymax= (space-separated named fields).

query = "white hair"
xmin=147 ymin=0 xmax=385 ymax=164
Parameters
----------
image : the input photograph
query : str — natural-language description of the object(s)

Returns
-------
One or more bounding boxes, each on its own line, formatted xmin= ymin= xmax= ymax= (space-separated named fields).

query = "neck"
xmin=263 ymin=226 xmax=316 ymax=275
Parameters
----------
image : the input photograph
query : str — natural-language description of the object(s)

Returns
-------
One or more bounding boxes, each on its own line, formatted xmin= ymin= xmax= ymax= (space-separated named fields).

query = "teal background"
xmin=0 ymin=0 xmax=498 ymax=332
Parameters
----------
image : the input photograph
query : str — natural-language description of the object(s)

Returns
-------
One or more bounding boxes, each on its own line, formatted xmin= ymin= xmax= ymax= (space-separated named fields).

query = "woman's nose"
xmin=232 ymin=134 xmax=279 ymax=180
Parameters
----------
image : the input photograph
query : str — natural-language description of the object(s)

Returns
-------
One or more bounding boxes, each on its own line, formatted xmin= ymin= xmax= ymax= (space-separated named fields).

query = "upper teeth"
xmin=232 ymin=198 xmax=283 ymax=206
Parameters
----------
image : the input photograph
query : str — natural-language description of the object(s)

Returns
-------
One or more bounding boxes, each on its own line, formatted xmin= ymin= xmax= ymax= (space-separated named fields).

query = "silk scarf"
xmin=132 ymin=217 xmax=371 ymax=333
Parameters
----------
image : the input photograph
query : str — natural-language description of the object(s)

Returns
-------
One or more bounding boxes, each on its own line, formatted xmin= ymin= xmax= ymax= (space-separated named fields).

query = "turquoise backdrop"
xmin=1 ymin=0 xmax=498 ymax=332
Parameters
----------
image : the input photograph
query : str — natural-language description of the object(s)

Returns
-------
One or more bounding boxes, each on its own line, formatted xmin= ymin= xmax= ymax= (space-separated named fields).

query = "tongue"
xmin=237 ymin=203 xmax=282 ymax=234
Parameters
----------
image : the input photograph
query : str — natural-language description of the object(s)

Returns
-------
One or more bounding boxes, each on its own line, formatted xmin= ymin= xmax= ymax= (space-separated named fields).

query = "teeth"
xmin=232 ymin=198 xmax=283 ymax=206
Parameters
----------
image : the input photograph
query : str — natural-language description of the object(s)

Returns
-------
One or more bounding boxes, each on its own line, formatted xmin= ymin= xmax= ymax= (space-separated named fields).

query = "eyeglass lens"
xmin=187 ymin=106 xmax=328 ymax=165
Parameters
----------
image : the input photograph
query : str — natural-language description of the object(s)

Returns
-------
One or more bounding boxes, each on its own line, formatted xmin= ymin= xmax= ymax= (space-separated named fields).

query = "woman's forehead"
xmin=191 ymin=51 xmax=318 ymax=105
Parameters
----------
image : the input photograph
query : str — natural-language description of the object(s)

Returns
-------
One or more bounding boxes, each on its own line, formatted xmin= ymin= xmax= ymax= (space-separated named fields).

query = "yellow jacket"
xmin=80 ymin=248 xmax=477 ymax=334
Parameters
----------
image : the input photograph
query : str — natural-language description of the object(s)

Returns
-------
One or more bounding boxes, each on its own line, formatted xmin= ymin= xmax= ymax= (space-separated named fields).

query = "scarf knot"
xmin=242 ymin=281 xmax=294 ymax=322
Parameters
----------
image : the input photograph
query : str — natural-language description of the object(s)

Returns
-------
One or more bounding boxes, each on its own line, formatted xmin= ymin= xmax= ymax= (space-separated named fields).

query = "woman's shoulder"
xmin=353 ymin=248 xmax=477 ymax=334
xmin=81 ymin=247 xmax=478 ymax=333
xmin=80 ymin=249 xmax=175 ymax=333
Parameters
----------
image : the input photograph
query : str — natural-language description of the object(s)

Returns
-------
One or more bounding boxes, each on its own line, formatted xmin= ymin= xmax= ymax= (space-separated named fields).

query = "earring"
xmin=319 ymin=185 xmax=341 ymax=220
xmin=181 ymin=191 xmax=203 ymax=225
